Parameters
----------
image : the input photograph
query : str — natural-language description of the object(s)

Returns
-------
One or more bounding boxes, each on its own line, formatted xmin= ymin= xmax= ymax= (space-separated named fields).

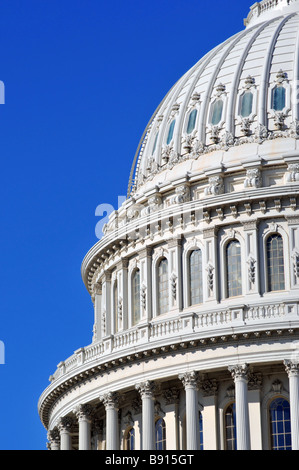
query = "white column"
xmin=135 ymin=381 xmax=156 ymax=450
xmin=75 ymin=404 xmax=93 ymax=451
xmin=58 ymin=416 xmax=73 ymax=451
xmin=229 ymin=364 xmax=251 ymax=450
xmin=100 ymin=392 xmax=120 ymax=450
xmin=179 ymin=371 xmax=199 ymax=450
xmin=284 ymin=360 xmax=299 ymax=450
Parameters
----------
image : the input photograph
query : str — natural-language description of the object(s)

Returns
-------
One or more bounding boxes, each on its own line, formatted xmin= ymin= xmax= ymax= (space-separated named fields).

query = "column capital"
xmin=99 ymin=391 xmax=120 ymax=410
xmin=229 ymin=364 xmax=250 ymax=381
xmin=57 ymin=416 xmax=74 ymax=433
xmin=135 ymin=380 xmax=157 ymax=399
xmin=284 ymin=360 xmax=299 ymax=378
xmin=74 ymin=403 xmax=94 ymax=423
xmin=47 ymin=428 xmax=60 ymax=449
xmin=179 ymin=370 xmax=199 ymax=389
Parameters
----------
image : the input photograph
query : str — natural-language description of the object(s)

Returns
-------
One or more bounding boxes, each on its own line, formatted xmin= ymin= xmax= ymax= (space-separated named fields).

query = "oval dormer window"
xmin=273 ymin=86 xmax=286 ymax=111
xmin=211 ymin=99 xmax=223 ymax=125
xmin=186 ymin=109 xmax=198 ymax=134
xmin=240 ymin=91 xmax=253 ymax=117
xmin=166 ymin=119 xmax=176 ymax=145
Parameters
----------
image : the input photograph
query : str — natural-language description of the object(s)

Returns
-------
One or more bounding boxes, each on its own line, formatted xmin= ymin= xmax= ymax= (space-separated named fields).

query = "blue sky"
xmin=0 ymin=0 xmax=254 ymax=450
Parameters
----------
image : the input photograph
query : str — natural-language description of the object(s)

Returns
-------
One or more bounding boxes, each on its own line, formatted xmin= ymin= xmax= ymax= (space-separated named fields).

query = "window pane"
xmin=155 ymin=419 xmax=166 ymax=450
xmin=158 ymin=259 xmax=169 ymax=315
xmin=270 ymin=398 xmax=292 ymax=450
xmin=211 ymin=99 xmax=223 ymax=125
xmin=225 ymin=404 xmax=237 ymax=450
xmin=267 ymin=235 xmax=285 ymax=292
xmin=187 ymin=109 xmax=197 ymax=134
xmin=189 ymin=249 xmax=203 ymax=305
xmin=226 ymin=241 xmax=242 ymax=297
xmin=132 ymin=269 xmax=140 ymax=326
xmin=167 ymin=120 xmax=176 ymax=145
xmin=199 ymin=412 xmax=204 ymax=450
xmin=125 ymin=428 xmax=135 ymax=451
xmin=240 ymin=92 xmax=253 ymax=117
xmin=273 ymin=86 xmax=286 ymax=111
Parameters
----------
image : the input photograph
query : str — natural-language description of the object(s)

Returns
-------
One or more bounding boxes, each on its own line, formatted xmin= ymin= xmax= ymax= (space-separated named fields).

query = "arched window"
xmin=124 ymin=427 xmax=135 ymax=450
xmin=225 ymin=403 xmax=237 ymax=450
xmin=211 ymin=99 xmax=223 ymax=125
xmin=189 ymin=249 xmax=203 ymax=305
xmin=269 ymin=398 xmax=291 ymax=450
xmin=155 ymin=418 xmax=166 ymax=450
xmin=273 ymin=86 xmax=286 ymax=111
xmin=158 ymin=258 xmax=169 ymax=315
xmin=199 ymin=412 xmax=204 ymax=450
xmin=186 ymin=109 xmax=198 ymax=134
xmin=132 ymin=269 xmax=141 ymax=326
xmin=167 ymin=119 xmax=176 ymax=145
xmin=266 ymin=234 xmax=285 ymax=292
xmin=226 ymin=240 xmax=242 ymax=297
xmin=240 ymin=91 xmax=253 ymax=117
xmin=113 ymin=280 xmax=118 ymax=333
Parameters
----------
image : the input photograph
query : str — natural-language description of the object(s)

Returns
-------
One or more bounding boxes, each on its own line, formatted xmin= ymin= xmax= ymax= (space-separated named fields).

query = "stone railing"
xmin=245 ymin=0 xmax=298 ymax=26
xmin=50 ymin=300 xmax=299 ymax=382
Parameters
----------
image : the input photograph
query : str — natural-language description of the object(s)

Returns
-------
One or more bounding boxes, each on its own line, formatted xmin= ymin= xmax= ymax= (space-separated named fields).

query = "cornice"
xmin=38 ymin=313 xmax=299 ymax=430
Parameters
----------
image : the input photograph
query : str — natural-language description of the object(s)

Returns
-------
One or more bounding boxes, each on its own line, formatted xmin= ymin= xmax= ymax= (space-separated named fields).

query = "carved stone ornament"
xmin=170 ymin=184 xmax=190 ymax=204
xmin=244 ymin=168 xmax=262 ymax=189
xmin=285 ymin=163 xmax=299 ymax=183
xmin=206 ymin=264 xmax=214 ymax=292
xmin=75 ymin=404 xmax=94 ymax=421
xmin=179 ymin=370 xmax=199 ymax=389
xmin=228 ymin=363 xmax=250 ymax=381
xmin=99 ymin=391 xmax=120 ymax=410
xmin=284 ymin=360 xmax=299 ymax=378
xmin=141 ymin=283 xmax=147 ymax=310
xmin=200 ymin=378 xmax=218 ymax=397
xmin=292 ymin=251 xmax=299 ymax=278
xmin=135 ymin=380 xmax=157 ymax=399
xmin=204 ymin=175 xmax=224 ymax=196
xmin=247 ymin=257 xmax=256 ymax=285
xmin=170 ymin=273 xmax=177 ymax=299
xmin=162 ymin=387 xmax=180 ymax=405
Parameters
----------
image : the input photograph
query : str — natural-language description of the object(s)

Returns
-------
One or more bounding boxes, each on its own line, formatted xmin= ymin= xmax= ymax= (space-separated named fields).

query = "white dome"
xmin=128 ymin=0 xmax=299 ymax=197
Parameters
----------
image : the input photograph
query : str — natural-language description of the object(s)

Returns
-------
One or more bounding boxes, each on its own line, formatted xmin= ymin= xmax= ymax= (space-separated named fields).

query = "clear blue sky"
xmin=0 ymin=0 xmax=253 ymax=450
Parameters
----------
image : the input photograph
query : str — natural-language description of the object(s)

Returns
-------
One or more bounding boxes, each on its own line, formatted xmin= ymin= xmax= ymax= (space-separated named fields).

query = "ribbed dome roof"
xmin=128 ymin=0 xmax=299 ymax=197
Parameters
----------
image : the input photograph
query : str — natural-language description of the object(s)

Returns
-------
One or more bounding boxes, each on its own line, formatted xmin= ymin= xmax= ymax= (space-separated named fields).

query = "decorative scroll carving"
xmin=244 ymin=168 xmax=262 ymax=188
xmin=179 ymin=370 xmax=199 ymax=389
xmin=247 ymin=257 xmax=256 ymax=285
xmin=204 ymin=175 xmax=224 ymax=196
xmin=285 ymin=163 xmax=299 ymax=183
xmin=172 ymin=184 xmax=190 ymax=204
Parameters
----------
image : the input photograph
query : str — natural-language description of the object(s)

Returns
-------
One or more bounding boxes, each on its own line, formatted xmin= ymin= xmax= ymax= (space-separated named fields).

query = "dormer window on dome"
xmin=186 ymin=109 xmax=198 ymax=134
xmin=166 ymin=119 xmax=176 ymax=145
xmin=272 ymin=85 xmax=286 ymax=112
xmin=211 ymin=99 xmax=224 ymax=125
xmin=240 ymin=91 xmax=253 ymax=118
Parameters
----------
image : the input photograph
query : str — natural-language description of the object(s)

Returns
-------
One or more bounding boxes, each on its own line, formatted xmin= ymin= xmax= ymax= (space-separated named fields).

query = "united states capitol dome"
xmin=127 ymin=0 xmax=299 ymax=198
xmin=40 ymin=0 xmax=299 ymax=452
